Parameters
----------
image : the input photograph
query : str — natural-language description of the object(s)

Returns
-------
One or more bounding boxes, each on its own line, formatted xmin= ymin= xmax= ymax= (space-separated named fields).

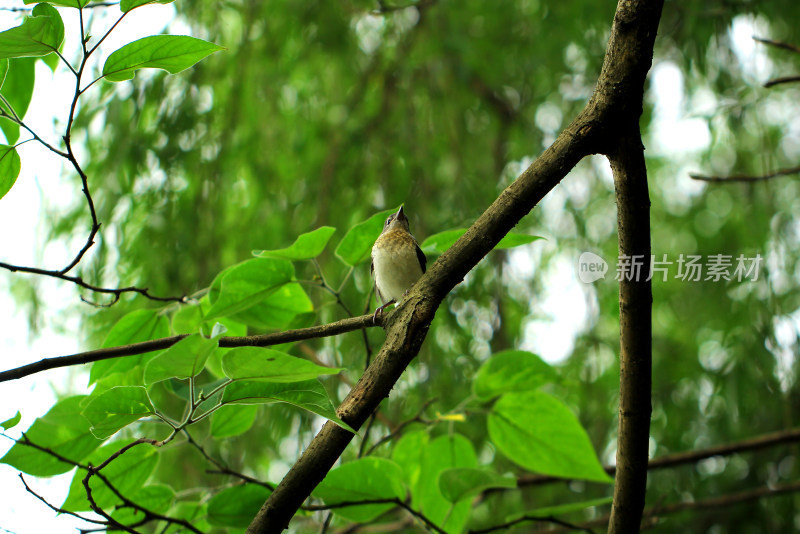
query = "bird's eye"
xmin=384 ymin=217 xmax=392 ymax=226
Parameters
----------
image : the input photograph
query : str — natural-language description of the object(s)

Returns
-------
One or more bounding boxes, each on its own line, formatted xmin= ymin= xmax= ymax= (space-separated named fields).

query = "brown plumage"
xmin=370 ymin=206 xmax=426 ymax=320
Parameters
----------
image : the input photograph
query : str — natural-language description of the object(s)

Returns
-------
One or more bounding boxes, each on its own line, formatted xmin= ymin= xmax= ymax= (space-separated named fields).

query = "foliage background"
xmin=2 ymin=0 xmax=800 ymax=532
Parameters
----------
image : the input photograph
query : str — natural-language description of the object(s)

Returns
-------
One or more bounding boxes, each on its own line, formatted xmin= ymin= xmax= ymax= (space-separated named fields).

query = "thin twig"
xmin=764 ymin=75 xmax=800 ymax=88
xmin=304 ymin=498 xmax=446 ymax=534
xmin=364 ymin=397 xmax=436 ymax=456
xmin=310 ymin=259 xmax=374 ymax=369
xmin=91 ymin=470 xmax=204 ymax=534
xmin=753 ymin=36 xmax=800 ymax=55
xmin=469 ymin=514 xmax=595 ymax=534
xmin=357 ymin=412 xmax=379 ymax=458
xmin=0 ymin=313 xmax=379 ymax=383
xmin=690 ymin=165 xmax=800 ymax=183
xmin=319 ymin=512 xmax=334 ymax=534
xmin=514 ymin=426 xmax=800 ymax=489
xmin=18 ymin=474 xmax=107 ymax=526
xmin=16 ymin=433 xmax=202 ymax=534
xmin=85 ymin=11 xmax=128 ymax=58
xmin=544 ymin=480 xmax=800 ymax=534
xmin=0 ymin=2 xmax=174 ymax=305
xmin=54 ymin=49 xmax=79 ymax=77
xmin=0 ymin=260 xmax=186 ymax=304
xmin=94 ymin=438 xmax=160 ymax=471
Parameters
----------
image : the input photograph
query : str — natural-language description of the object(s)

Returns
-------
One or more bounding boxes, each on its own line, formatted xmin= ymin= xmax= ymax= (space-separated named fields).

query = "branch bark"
xmin=0 ymin=314 xmax=377 ymax=383
xmin=247 ymin=0 xmax=664 ymax=531
xmin=593 ymin=2 xmax=662 ymax=532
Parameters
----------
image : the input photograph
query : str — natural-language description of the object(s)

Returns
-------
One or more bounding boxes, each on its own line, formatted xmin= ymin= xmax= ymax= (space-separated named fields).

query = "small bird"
xmin=371 ymin=206 xmax=427 ymax=322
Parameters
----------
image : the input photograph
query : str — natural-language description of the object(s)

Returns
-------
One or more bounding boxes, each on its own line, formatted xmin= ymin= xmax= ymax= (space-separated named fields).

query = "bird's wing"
xmin=416 ymin=243 xmax=427 ymax=273
xmin=371 ymin=260 xmax=385 ymax=304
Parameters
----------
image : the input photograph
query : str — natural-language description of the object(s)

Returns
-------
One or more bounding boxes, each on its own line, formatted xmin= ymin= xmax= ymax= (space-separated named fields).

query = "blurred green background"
xmin=6 ymin=0 xmax=800 ymax=532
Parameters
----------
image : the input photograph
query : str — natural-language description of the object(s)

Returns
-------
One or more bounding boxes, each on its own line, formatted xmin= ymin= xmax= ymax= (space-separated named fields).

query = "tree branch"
xmin=246 ymin=0 xmax=665 ymax=531
xmin=545 ymin=480 xmax=800 ymax=533
xmin=607 ymin=132 xmax=653 ymax=534
xmin=0 ymin=314 xmax=379 ymax=383
xmin=592 ymin=1 xmax=663 ymax=532
xmin=0 ymin=4 xmax=174 ymax=306
xmin=0 ymin=260 xmax=186 ymax=306
xmin=643 ymin=480 xmax=800 ymax=523
xmin=18 ymin=474 xmax=107 ymax=526
xmin=514 ymin=426 xmax=800 ymax=488
xmin=764 ymin=75 xmax=800 ymax=88
xmin=469 ymin=515 xmax=595 ymax=534
xmin=753 ymin=36 xmax=800 ymax=55
xmin=13 ymin=434 xmax=200 ymax=533
xmin=690 ymin=165 xmax=800 ymax=183
xmin=304 ymin=498 xmax=446 ymax=534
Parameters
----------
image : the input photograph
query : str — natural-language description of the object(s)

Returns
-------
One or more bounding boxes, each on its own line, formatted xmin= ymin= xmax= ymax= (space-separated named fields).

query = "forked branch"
xmin=247 ymin=0 xmax=664 ymax=531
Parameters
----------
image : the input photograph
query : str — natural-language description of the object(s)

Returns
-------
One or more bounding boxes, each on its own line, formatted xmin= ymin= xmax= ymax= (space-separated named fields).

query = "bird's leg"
xmin=372 ymin=299 xmax=396 ymax=324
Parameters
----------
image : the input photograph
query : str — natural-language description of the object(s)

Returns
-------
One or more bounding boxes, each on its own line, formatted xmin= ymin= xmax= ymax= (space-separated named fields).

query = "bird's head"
xmin=381 ymin=206 xmax=411 ymax=235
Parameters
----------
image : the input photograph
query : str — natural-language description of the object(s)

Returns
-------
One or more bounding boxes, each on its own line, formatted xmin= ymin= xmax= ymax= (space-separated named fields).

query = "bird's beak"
xmin=396 ymin=206 xmax=406 ymax=221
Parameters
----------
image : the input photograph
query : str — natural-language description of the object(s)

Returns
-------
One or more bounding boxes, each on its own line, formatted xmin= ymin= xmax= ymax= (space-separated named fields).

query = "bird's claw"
xmin=372 ymin=300 xmax=396 ymax=325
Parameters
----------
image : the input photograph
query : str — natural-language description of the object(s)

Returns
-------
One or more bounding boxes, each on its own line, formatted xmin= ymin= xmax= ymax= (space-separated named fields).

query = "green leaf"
xmin=314 ymin=457 xmax=405 ymax=522
xmin=392 ymin=430 xmax=429 ymax=488
xmin=473 ymin=350 xmax=557 ymax=401
xmin=167 ymin=499 xmax=207 ymax=527
xmin=205 ymin=258 xmax=294 ymax=321
xmin=0 ymin=57 xmax=35 ymax=144
xmin=171 ymin=301 xmax=204 ymax=333
xmin=0 ymin=396 xmax=101 ymax=476
xmin=413 ymin=434 xmax=476 ymax=533
xmin=119 ymin=0 xmax=176 ymax=12
xmin=41 ymin=51 xmax=58 ymax=71
xmin=0 ymin=3 xmax=64 ymax=59
xmin=0 ymin=58 xmax=8 ymax=89
xmin=334 ymin=208 xmax=397 ymax=266
xmin=144 ymin=333 xmax=218 ymax=384
xmin=81 ymin=386 xmax=155 ymax=439
xmin=0 ymin=411 xmax=21 ymax=430
xmin=222 ymin=346 xmax=342 ymax=382
xmin=89 ymin=309 xmax=170 ymax=385
xmin=101 ymin=308 xmax=170 ymax=348
xmin=506 ymin=497 xmax=613 ymax=522
xmin=421 ymin=228 xmax=543 ymax=254
xmin=253 ymin=226 xmax=336 ymax=260
xmin=221 ymin=379 xmax=354 ymax=432
xmin=207 ymin=484 xmax=271 ymax=528
xmin=209 ymin=404 xmax=258 ymax=438
xmin=0 ymin=144 xmax=21 ymax=200
xmin=488 ymin=391 xmax=612 ymax=483
xmin=102 ymin=35 xmax=224 ymax=82
xmin=62 ymin=439 xmax=159 ymax=512
xmin=438 ymin=467 xmax=516 ymax=503
xmin=23 ymin=0 xmax=92 ymax=7
xmin=230 ymin=282 xmax=313 ymax=329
